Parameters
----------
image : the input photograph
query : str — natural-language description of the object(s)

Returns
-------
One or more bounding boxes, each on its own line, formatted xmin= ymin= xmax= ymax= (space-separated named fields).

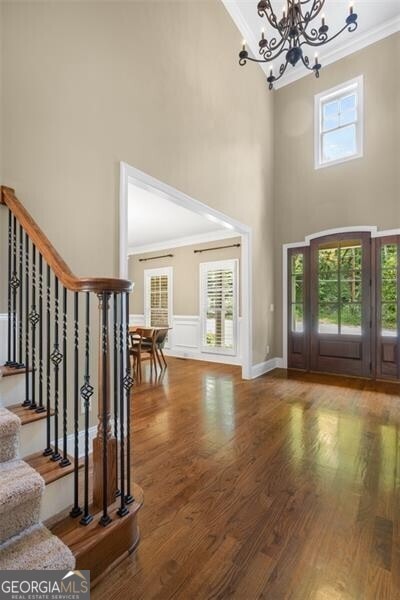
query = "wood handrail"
xmin=1 ymin=186 xmax=132 ymax=293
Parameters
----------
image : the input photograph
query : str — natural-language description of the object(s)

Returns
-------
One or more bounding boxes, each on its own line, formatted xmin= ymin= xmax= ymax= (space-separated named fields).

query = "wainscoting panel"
xmin=130 ymin=313 xmax=242 ymax=366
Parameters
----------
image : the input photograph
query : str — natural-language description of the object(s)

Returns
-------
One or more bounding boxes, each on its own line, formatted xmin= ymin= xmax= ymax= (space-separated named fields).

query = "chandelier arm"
xmin=260 ymin=30 xmax=291 ymax=60
xmin=267 ymin=60 xmax=290 ymax=89
xmin=300 ymin=53 xmax=315 ymax=72
xmin=258 ymin=2 xmax=287 ymax=34
xmin=301 ymin=0 xmax=325 ymax=24
xmin=261 ymin=44 xmax=292 ymax=63
xmin=240 ymin=48 xmax=290 ymax=65
xmin=299 ymin=19 xmax=358 ymax=48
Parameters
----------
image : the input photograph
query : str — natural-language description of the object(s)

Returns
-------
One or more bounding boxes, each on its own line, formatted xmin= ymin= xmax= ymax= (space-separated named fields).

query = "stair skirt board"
xmin=0 ymin=407 xmax=20 ymax=462
xmin=0 ymin=459 xmax=44 ymax=543
xmin=0 ymin=523 xmax=75 ymax=570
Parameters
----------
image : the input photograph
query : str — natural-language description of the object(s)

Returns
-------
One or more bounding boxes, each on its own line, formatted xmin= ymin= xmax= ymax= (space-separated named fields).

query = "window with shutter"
xmin=200 ymin=260 xmax=238 ymax=355
xmin=144 ymin=267 xmax=172 ymax=331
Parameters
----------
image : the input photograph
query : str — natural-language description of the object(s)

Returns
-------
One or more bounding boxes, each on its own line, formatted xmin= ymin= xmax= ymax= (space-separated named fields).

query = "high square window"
xmin=314 ymin=75 xmax=364 ymax=169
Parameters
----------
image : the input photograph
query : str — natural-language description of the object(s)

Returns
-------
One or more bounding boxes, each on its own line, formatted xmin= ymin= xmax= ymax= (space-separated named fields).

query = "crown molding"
xmin=222 ymin=1 xmax=400 ymax=89
xmin=128 ymin=229 xmax=239 ymax=256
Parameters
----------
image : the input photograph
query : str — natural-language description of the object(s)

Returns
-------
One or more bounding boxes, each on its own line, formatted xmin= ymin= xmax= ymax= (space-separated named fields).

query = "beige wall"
xmin=0 ymin=0 xmax=274 ymax=365
xmin=273 ymin=33 xmax=400 ymax=356
xmin=0 ymin=7 xmax=5 ymax=312
xmin=129 ymin=237 xmax=241 ymax=316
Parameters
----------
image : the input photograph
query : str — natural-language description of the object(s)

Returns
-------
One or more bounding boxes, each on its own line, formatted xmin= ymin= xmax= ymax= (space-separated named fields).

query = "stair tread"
xmin=0 ymin=523 xmax=75 ymax=570
xmin=8 ymin=403 xmax=54 ymax=425
xmin=0 ymin=365 xmax=31 ymax=378
xmin=25 ymin=451 xmax=83 ymax=485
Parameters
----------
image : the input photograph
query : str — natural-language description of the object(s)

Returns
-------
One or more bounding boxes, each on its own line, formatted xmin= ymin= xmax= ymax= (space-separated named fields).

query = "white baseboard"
xmin=164 ymin=348 xmax=242 ymax=366
xmin=250 ymin=357 xmax=283 ymax=379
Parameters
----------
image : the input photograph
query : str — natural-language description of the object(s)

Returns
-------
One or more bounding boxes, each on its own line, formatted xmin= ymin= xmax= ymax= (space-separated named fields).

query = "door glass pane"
xmin=291 ymin=252 xmax=305 ymax=333
xmin=382 ymin=303 xmax=397 ymax=337
xmin=292 ymin=304 xmax=304 ymax=333
xmin=319 ymin=280 xmax=338 ymax=303
xmin=340 ymin=279 xmax=362 ymax=303
xmin=381 ymin=244 xmax=398 ymax=336
xmin=341 ymin=303 xmax=362 ymax=335
xmin=292 ymin=276 xmax=303 ymax=303
xmin=292 ymin=253 xmax=303 ymax=274
xmin=319 ymin=304 xmax=339 ymax=334
xmin=382 ymin=279 xmax=397 ymax=303
xmin=340 ymin=244 xmax=362 ymax=273
xmin=381 ymin=244 xmax=397 ymax=270
xmin=318 ymin=246 xmax=338 ymax=275
xmin=318 ymin=240 xmax=362 ymax=335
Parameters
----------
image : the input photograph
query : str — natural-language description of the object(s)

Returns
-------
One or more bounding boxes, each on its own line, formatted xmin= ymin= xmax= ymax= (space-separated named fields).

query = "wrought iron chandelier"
xmin=239 ymin=0 xmax=358 ymax=89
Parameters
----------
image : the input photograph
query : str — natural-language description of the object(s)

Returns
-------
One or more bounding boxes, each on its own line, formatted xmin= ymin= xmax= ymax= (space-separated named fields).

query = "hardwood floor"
xmin=92 ymin=358 xmax=400 ymax=600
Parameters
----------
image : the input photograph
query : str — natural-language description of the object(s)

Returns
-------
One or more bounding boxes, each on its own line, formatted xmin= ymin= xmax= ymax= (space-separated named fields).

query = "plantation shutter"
xmin=201 ymin=260 xmax=237 ymax=354
xmin=149 ymin=274 xmax=169 ymax=327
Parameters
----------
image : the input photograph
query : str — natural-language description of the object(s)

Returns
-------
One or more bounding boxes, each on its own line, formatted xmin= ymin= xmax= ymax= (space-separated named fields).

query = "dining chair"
xmin=129 ymin=328 xmax=158 ymax=384
xmin=154 ymin=328 xmax=169 ymax=370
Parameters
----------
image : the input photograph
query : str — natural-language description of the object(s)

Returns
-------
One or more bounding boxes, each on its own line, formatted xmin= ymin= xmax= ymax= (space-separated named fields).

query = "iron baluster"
xmin=36 ymin=254 xmax=45 ymax=413
xmin=50 ymin=276 xmax=62 ymax=462
xmin=5 ymin=209 xmax=12 ymax=366
xmin=113 ymin=293 xmax=120 ymax=497
xmin=117 ymin=293 xmax=128 ymax=517
xmin=10 ymin=215 xmax=19 ymax=366
xmin=99 ymin=292 xmax=112 ymax=526
xmin=124 ymin=292 xmax=134 ymax=504
xmin=80 ymin=292 xmax=93 ymax=525
xmin=18 ymin=225 xmax=24 ymax=367
xmin=28 ymin=245 xmax=39 ymax=410
xmin=43 ymin=265 xmax=53 ymax=456
xmin=22 ymin=233 xmax=31 ymax=407
xmin=70 ymin=293 xmax=82 ymax=518
xmin=60 ymin=287 xmax=70 ymax=467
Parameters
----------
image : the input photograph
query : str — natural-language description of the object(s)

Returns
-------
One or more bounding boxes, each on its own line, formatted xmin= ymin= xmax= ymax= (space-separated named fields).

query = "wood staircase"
xmin=0 ymin=185 xmax=143 ymax=585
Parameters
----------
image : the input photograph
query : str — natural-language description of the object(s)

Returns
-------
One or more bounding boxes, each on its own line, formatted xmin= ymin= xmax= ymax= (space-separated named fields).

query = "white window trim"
xmin=199 ymin=259 xmax=239 ymax=357
xmin=144 ymin=266 xmax=173 ymax=334
xmin=314 ymin=75 xmax=364 ymax=170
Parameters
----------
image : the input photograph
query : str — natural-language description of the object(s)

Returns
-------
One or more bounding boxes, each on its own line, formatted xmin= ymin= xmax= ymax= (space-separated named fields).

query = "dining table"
xmin=129 ymin=325 xmax=172 ymax=380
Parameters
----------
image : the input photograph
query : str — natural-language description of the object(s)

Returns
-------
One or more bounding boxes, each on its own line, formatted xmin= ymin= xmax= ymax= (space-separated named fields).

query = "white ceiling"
xmin=223 ymin=0 xmax=400 ymax=87
xmin=127 ymin=184 xmax=236 ymax=253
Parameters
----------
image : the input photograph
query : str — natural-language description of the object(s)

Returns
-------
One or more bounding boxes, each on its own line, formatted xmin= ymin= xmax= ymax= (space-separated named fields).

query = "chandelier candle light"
xmin=239 ymin=0 xmax=358 ymax=89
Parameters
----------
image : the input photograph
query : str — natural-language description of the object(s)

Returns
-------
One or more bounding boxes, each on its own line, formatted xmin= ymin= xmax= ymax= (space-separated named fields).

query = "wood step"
xmin=25 ymin=451 xmax=83 ymax=485
xmin=51 ymin=483 xmax=143 ymax=587
xmin=0 ymin=365 xmax=31 ymax=378
xmin=8 ymin=403 xmax=53 ymax=425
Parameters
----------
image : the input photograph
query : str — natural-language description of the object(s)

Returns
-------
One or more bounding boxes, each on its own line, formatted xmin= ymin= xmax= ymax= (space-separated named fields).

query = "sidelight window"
xmin=291 ymin=253 xmax=305 ymax=333
xmin=380 ymin=244 xmax=398 ymax=337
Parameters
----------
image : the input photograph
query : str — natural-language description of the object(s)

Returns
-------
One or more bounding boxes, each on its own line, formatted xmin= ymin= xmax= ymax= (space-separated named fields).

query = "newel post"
xmin=93 ymin=292 xmax=118 ymax=520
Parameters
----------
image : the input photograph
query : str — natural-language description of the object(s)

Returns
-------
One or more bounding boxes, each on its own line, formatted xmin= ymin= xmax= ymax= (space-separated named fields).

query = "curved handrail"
xmin=1 ymin=185 xmax=132 ymax=293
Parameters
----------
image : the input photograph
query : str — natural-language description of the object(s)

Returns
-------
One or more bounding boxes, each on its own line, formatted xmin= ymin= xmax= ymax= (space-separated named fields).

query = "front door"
xmin=309 ymin=232 xmax=372 ymax=377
